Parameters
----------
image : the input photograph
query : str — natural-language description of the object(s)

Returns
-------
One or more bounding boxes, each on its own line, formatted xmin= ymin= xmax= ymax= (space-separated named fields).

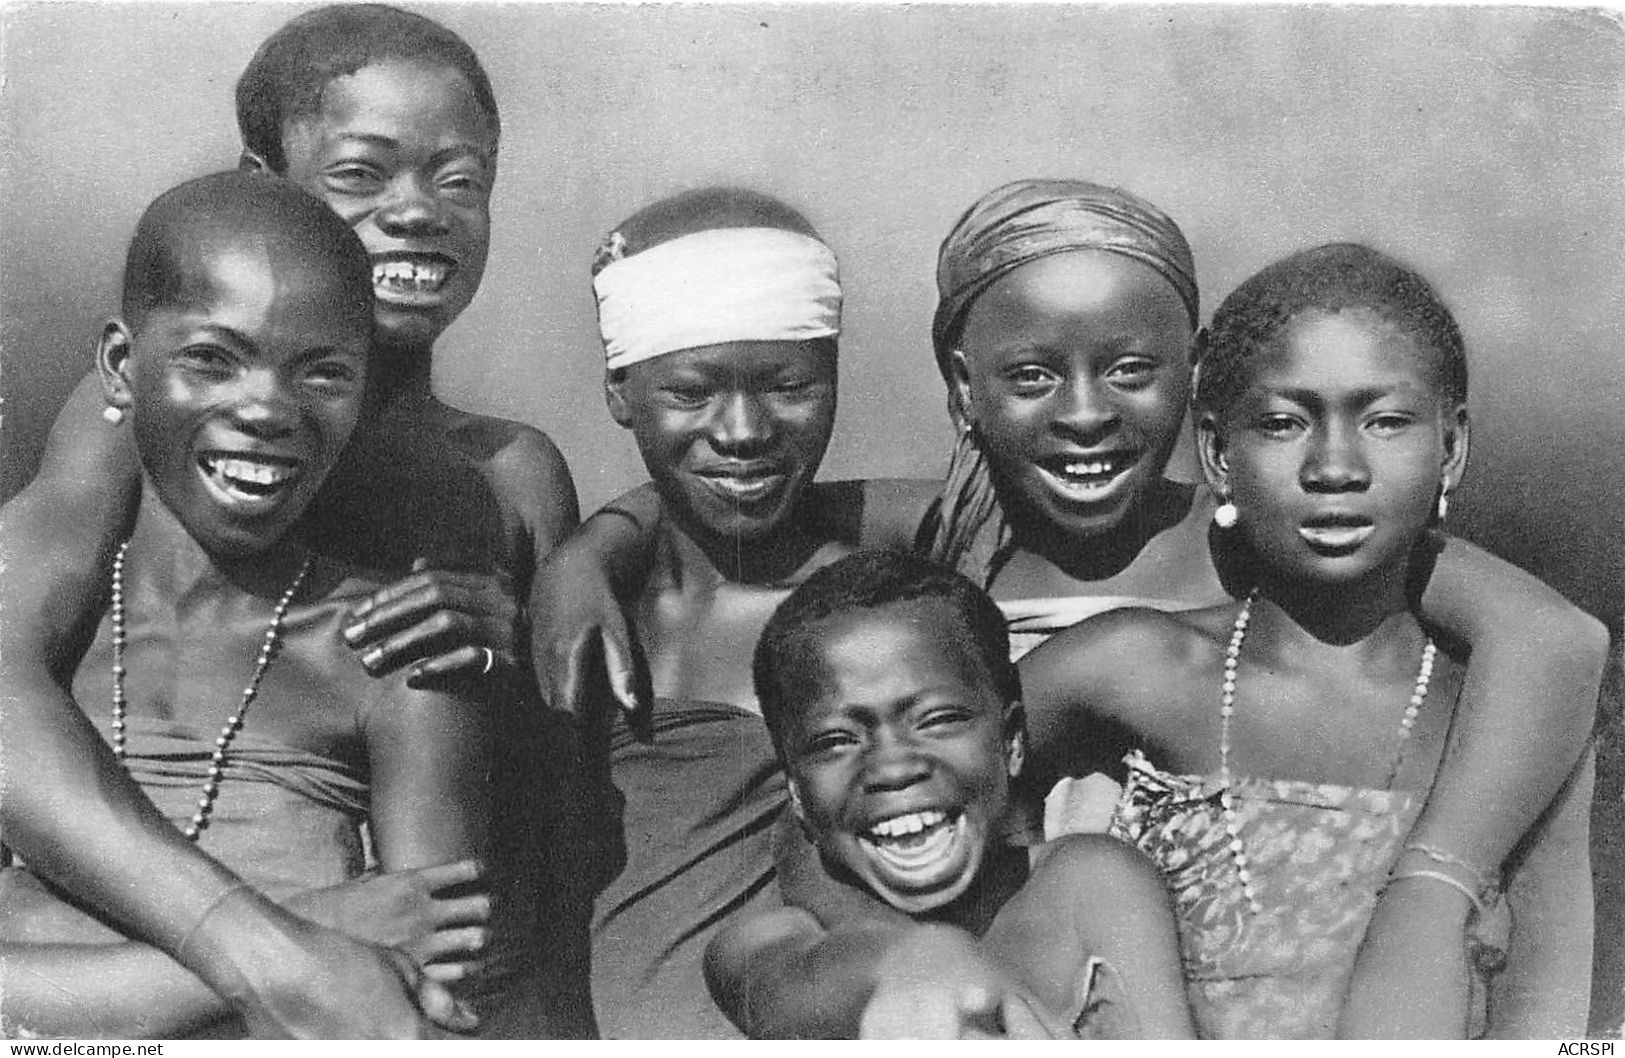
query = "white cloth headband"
xmin=593 ymin=227 xmax=841 ymax=371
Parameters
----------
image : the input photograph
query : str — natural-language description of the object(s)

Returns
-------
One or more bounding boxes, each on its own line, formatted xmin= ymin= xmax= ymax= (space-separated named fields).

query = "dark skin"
xmin=538 ymin=246 xmax=1606 ymax=1036
xmin=604 ymin=339 xmax=849 ymax=711
xmin=0 ymin=210 xmax=490 ymax=1036
xmin=580 ymin=336 xmax=853 ymax=1037
xmin=1020 ymin=309 xmax=1595 ymax=1036
xmin=705 ymin=602 xmax=1192 ymax=1039
xmin=0 ymin=57 xmax=574 ymax=1038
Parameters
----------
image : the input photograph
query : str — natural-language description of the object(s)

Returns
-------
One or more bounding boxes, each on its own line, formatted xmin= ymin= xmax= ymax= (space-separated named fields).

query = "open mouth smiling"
xmin=1034 ymin=451 xmax=1137 ymax=502
xmin=857 ymin=808 xmax=966 ymax=882
xmin=197 ymin=451 xmax=301 ymax=511
xmin=371 ymin=253 xmax=456 ymax=301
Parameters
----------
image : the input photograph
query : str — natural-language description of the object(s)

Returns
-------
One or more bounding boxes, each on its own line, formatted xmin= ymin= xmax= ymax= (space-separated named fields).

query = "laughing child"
xmin=1019 ymin=243 xmax=1597 ymax=1037
xmin=706 ymin=549 xmax=1194 ymax=1039
xmin=0 ymin=171 xmax=493 ymax=1038
xmin=542 ymin=181 xmax=1606 ymax=1035
xmin=580 ymin=186 xmax=855 ymax=1037
xmin=0 ymin=6 xmax=588 ymax=1036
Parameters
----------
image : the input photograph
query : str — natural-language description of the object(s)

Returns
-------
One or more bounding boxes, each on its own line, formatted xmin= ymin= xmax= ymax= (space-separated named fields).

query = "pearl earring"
xmin=102 ymin=405 xmax=125 ymax=425
xmin=1437 ymin=490 xmax=1450 ymax=524
xmin=1213 ymin=499 xmax=1239 ymax=529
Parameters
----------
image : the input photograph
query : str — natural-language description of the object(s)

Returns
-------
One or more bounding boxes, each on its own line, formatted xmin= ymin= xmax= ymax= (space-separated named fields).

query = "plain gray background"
xmin=2 ymin=0 xmax=1621 ymax=1032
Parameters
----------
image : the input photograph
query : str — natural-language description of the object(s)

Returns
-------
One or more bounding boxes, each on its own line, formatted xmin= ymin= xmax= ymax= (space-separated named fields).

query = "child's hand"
xmin=283 ymin=859 xmax=492 ymax=983
xmin=860 ymin=927 xmax=1072 ymax=1039
xmin=342 ymin=560 xmax=519 ymax=687
xmin=180 ymin=886 xmax=480 ymax=1037
xmin=239 ymin=926 xmax=480 ymax=1037
xmin=861 ymin=976 xmax=1071 ymax=1038
xmin=530 ymin=535 xmax=648 ymax=724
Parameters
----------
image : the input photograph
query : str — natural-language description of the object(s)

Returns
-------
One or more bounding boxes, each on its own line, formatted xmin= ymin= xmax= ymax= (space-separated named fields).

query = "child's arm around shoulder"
xmin=529 ymin=482 xmax=664 ymax=720
xmin=1340 ymin=538 xmax=1607 ymax=1037
xmin=343 ymin=420 xmax=578 ymax=685
xmin=1019 ymin=607 xmax=1205 ymax=796
xmin=1488 ymin=745 xmax=1596 ymax=1037
xmin=1413 ymin=535 xmax=1606 ymax=871
xmin=985 ymin=835 xmax=1194 ymax=1039
xmin=0 ymin=381 xmax=464 ymax=1037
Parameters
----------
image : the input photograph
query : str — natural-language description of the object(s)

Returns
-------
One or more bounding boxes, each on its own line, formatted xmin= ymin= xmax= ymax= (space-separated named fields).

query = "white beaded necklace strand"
xmin=110 ymin=540 xmax=313 ymax=840
xmin=1218 ymin=591 xmax=1437 ymax=916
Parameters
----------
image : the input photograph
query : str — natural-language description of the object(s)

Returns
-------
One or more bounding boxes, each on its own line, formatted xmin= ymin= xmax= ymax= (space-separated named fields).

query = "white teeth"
xmin=869 ymin=809 xmax=947 ymax=839
xmin=1062 ymin=459 xmax=1117 ymax=478
xmin=205 ymin=455 xmax=292 ymax=487
xmin=372 ymin=260 xmax=448 ymax=291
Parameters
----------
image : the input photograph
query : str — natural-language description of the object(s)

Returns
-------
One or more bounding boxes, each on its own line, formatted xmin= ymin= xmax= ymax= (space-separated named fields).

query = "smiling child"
xmin=581 ymin=186 xmax=855 ymax=1037
xmin=544 ymin=180 xmax=1606 ymax=1035
xmin=0 ymin=171 xmax=495 ymax=1039
xmin=705 ymin=549 xmax=1193 ymax=1039
xmin=0 ymin=7 xmax=589 ymax=1036
xmin=1018 ymin=243 xmax=1597 ymax=1038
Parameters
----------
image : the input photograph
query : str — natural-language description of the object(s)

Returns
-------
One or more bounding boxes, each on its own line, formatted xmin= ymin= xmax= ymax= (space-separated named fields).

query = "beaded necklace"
xmin=110 ymin=540 xmax=313 ymax=840
xmin=1217 ymin=591 xmax=1436 ymax=915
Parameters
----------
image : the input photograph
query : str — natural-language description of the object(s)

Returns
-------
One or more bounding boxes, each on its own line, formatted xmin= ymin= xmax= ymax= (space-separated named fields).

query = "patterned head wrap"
xmin=921 ymin=179 xmax=1199 ymax=587
xmin=931 ymin=178 xmax=1199 ymax=380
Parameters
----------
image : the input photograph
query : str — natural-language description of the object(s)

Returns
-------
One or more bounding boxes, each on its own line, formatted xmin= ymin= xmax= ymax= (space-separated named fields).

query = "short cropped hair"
xmin=752 ymin=550 xmax=1020 ymax=754
xmin=122 ymin=171 xmax=373 ymax=332
xmin=590 ymin=186 xmax=823 ymax=278
xmin=1197 ymin=242 xmax=1469 ymax=416
xmin=236 ymin=3 xmax=499 ymax=174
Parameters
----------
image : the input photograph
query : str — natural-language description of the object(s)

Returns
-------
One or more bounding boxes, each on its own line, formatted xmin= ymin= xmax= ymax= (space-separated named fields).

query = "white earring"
xmin=1213 ymin=499 xmax=1239 ymax=529
xmin=102 ymin=405 xmax=125 ymax=425
xmin=1437 ymin=490 xmax=1449 ymax=524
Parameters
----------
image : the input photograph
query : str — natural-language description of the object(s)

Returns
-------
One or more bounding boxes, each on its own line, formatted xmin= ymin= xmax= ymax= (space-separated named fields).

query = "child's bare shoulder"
xmin=442 ymin=409 xmax=578 ymax=543
xmin=706 ymin=905 xmax=825 ymax=982
xmin=1030 ymin=832 xmax=1162 ymax=890
xmin=1008 ymin=835 xmax=1171 ymax=937
xmin=443 ymin=410 xmax=572 ymax=491
xmin=1024 ymin=603 xmax=1228 ymax=699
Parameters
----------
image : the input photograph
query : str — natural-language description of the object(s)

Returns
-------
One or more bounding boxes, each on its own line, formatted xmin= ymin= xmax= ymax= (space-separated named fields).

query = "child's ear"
xmin=1196 ymin=409 xmax=1231 ymax=495
xmin=96 ymin=320 xmax=136 ymax=413
xmin=1440 ymin=403 xmax=1470 ymax=494
xmin=237 ymin=149 xmax=272 ymax=174
xmin=1003 ymin=702 xmax=1027 ymax=781
xmin=946 ymin=348 xmax=975 ymax=431
xmin=604 ymin=370 xmax=633 ymax=428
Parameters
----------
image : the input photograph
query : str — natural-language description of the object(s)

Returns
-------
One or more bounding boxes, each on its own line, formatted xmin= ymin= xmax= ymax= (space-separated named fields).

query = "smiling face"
xmin=277 ymin=58 xmax=496 ymax=353
xmin=608 ymin=339 xmax=837 ymax=548
xmin=779 ymin=599 xmax=1020 ymax=914
xmin=952 ymin=250 xmax=1194 ymax=544
xmin=1200 ymin=308 xmax=1467 ymax=588
xmin=108 ymin=235 xmax=371 ymax=560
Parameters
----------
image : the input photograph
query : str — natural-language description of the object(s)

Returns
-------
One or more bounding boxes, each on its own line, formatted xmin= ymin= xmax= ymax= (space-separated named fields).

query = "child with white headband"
xmin=579 ymin=187 xmax=855 ymax=1038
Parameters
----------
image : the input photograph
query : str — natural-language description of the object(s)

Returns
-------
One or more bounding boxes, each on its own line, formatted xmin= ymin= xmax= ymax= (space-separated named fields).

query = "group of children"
xmin=0 ymin=1 xmax=1608 ymax=1041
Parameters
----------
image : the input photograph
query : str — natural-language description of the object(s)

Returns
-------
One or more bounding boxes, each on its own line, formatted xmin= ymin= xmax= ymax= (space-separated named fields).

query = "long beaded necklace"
xmin=1217 ymin=591 xmax=1436 ymax=915
xmin=110 ymin=540 xmax=313 ymax=840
